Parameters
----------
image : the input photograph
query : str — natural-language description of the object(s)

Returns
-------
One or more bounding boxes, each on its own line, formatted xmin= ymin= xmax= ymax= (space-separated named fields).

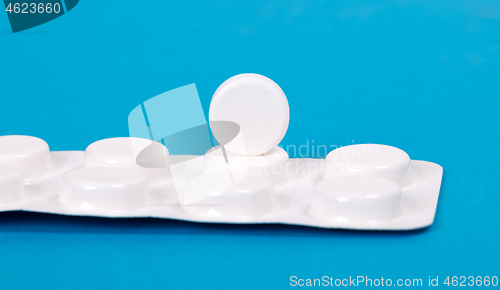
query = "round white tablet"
xmin=324 ymin=144 xmax=411 ymax=181
xmin=0 ymin=165 xmax=24 ymax=205
xmin=59 ymin=167 xmax=149 ymax=211
xmin=0 ymin=135 xmax=50 ymax=181
xmin=311 ymin=176 xmax=401 ymax=220
xmin=209 ymin=73 xmax=289 ymax=156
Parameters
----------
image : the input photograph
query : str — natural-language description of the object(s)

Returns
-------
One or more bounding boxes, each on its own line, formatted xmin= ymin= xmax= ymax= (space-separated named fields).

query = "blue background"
xmin=1 ymin=0 xmax=499 ymax=289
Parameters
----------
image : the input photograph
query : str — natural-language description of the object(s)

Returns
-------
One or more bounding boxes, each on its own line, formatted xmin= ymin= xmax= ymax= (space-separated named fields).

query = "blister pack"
xmin=0 ymin=74 xmax=443 ymax=230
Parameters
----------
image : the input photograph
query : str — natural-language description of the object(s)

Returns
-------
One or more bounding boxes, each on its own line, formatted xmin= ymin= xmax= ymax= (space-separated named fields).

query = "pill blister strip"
xmin=0 ymin=149 xmax=442 ymax=231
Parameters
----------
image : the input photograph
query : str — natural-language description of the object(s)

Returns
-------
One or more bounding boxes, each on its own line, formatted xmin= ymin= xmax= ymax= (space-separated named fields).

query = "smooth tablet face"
xmin=59 ymin=167 xmax=149 ymax=211
xmin=311 ymin=176 xmax=401 ymax=220
xmin=0 ymin=135 xmax=50 ymax=180
xmin=0 ymin=165 xmax=24 ymax=205
xmin=324 ymin=144 xmax=411 ymax=181
xmin=209 ymin=74 xmax=289 ymax=156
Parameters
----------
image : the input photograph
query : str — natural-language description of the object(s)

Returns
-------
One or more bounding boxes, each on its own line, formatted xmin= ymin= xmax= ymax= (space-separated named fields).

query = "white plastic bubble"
xmin=0 ymin=165 xmax=24 ymax=205
xmin=59 ymin=167 xmax=149 ymax=212
xmin=184 ymin=174 xmax=274 ymax=219
xmin=0 ymin=135 xmax=50 ymax=181
xmin=324 ymin=144 xmax=411 ymax=181
xmin=204 ymin=145 xmax=289 ymax=184
xmin=311 ymin=176 xmax=402 ymax=221
xmin=85 ymin=137 xmax=171 ymax=185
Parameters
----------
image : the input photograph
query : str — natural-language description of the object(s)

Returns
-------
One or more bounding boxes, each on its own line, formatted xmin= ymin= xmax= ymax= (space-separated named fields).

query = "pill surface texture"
xmin=209 ymin=73 xmax=289 ymax=156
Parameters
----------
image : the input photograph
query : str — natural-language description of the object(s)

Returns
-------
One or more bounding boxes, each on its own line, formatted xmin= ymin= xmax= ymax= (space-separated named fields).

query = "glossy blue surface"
xmin=1 ymin=1 xmax=499 ymax=289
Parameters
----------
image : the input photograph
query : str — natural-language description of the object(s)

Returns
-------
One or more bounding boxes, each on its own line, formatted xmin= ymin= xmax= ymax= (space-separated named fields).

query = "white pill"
xmin=85 ymin=137 xmax=170 ymax=185
xmin=0 ymin=165 xmax=24 ymax=205
xmin=311 ymin=176 xmax=401 ymax=220
xmin=209 ymin=73 xmax=289 ymax=156
xmin=0 ymin=135 xmax=50 ymax=181
xmin=59 ymin=167 xmax=149 ymax=211
xmin=324 ymin=144 xmax=411 ymax=181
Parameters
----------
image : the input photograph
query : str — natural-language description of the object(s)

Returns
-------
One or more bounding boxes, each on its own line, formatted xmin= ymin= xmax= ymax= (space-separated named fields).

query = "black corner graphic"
xmin=3 ymin=0 xmax=79 ymax=33
xmin=64 ymin=0 xmax=77 ymax=12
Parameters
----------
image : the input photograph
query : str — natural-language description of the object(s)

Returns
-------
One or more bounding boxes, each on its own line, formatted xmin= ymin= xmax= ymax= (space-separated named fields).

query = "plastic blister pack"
xmin=0 ymin=74 xmax=443 ymax=230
